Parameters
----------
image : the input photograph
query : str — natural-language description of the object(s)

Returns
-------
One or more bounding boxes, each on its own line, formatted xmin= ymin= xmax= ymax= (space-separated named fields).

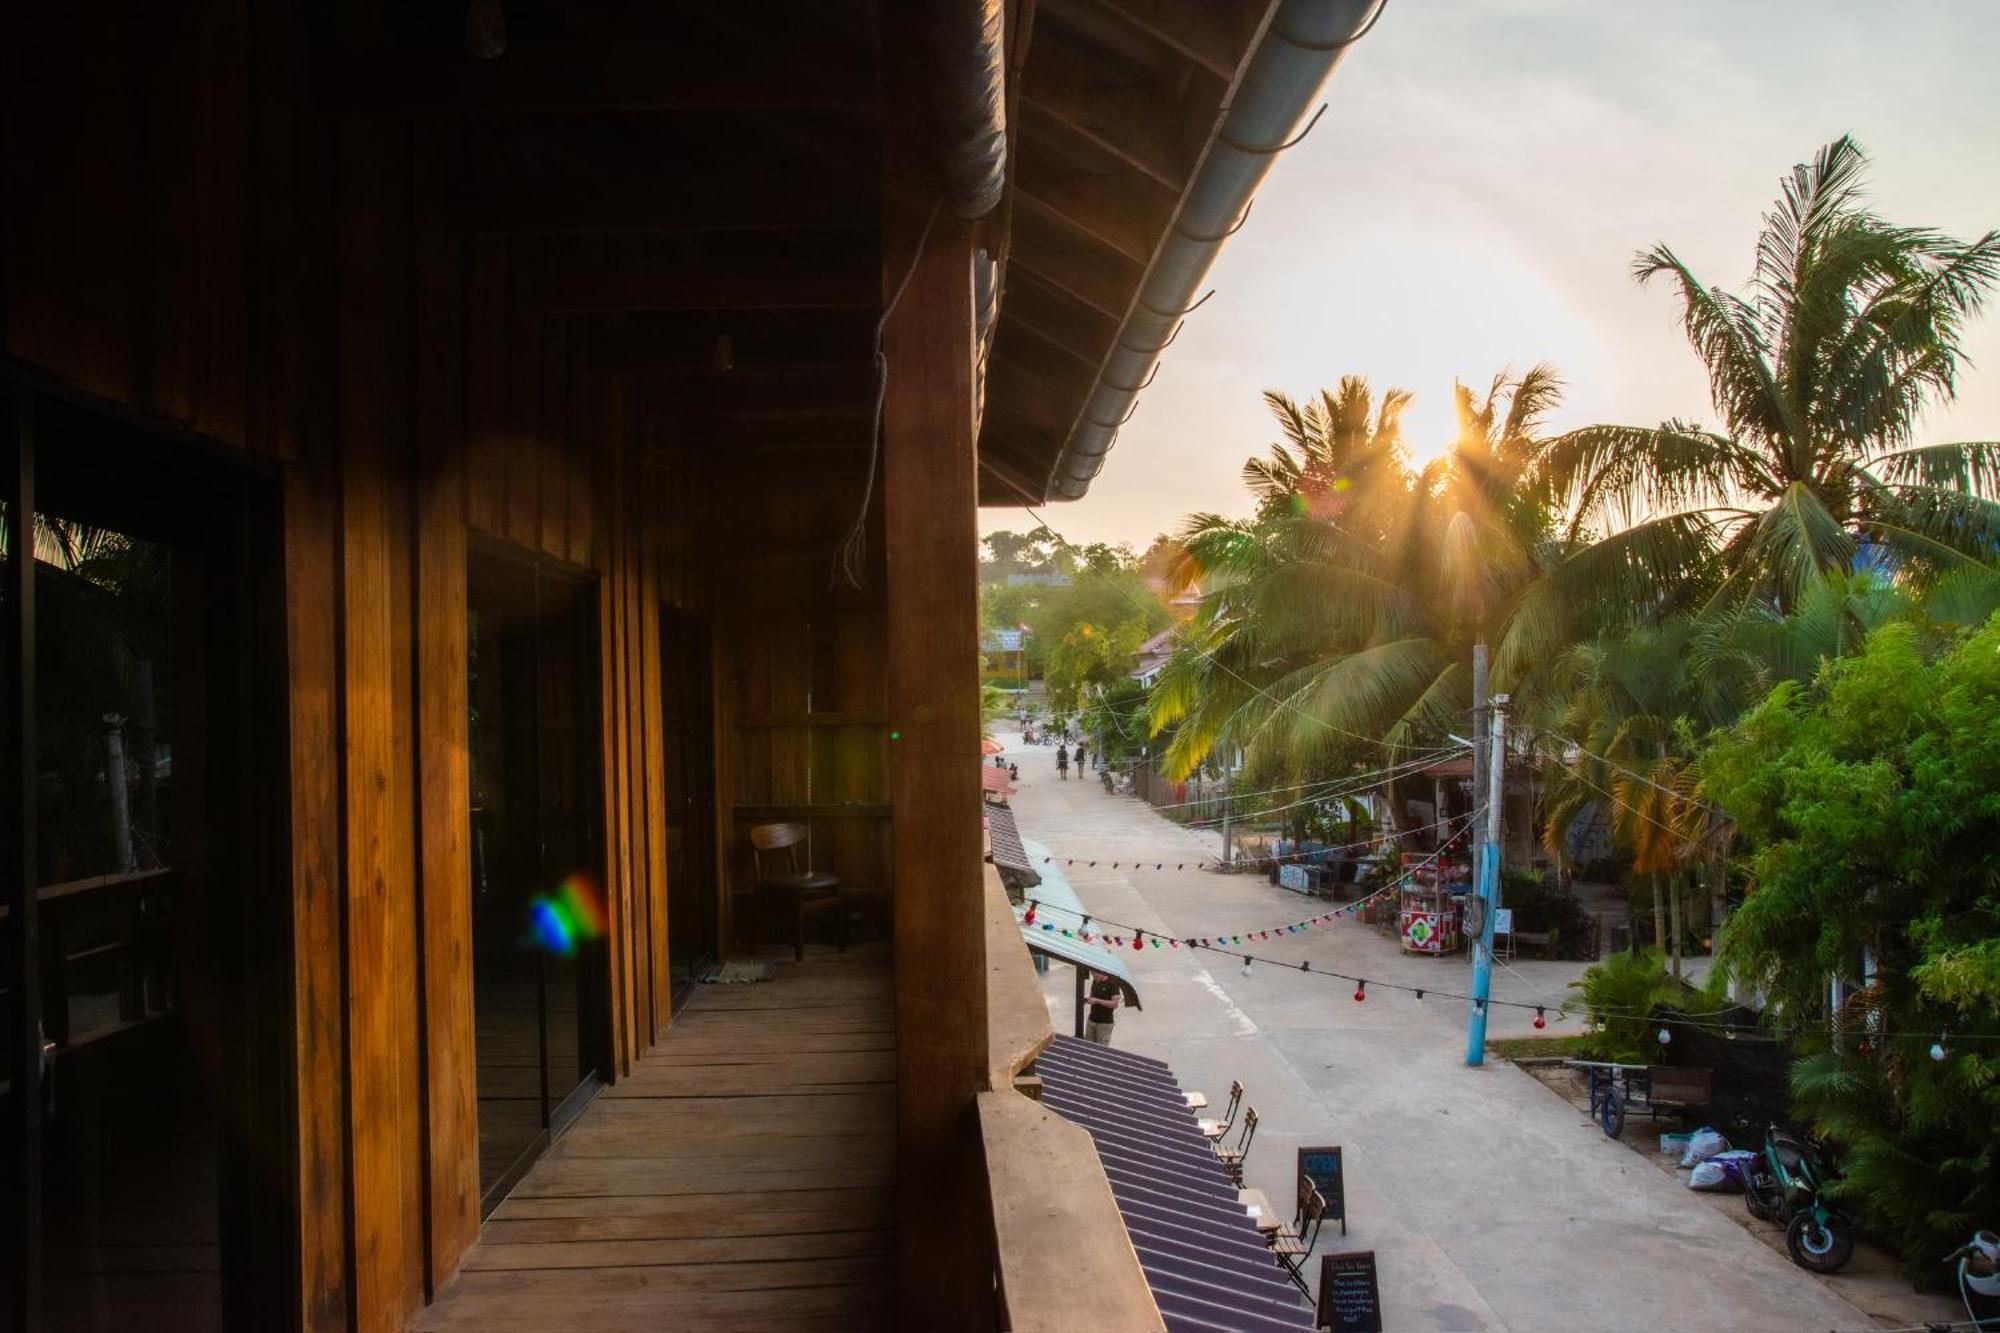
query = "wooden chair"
xmin=1270 ymin=1184 xmax=1327 ymax=1295
xmin=1199 ymin=1079 xmax=1243 ymax=1142
xmin=1215 ymin=1105 xmax=1258 ymax=1185
xmin=749 ymin=822 xmax=848 ymax=963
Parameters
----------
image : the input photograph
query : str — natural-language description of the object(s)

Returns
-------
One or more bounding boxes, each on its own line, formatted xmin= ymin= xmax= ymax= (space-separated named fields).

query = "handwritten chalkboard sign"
xmin=1297 ymin=1145 xmax=1346 ymax=1234
xmin=1317 ymin=1250 xmax=1382 ymax=1333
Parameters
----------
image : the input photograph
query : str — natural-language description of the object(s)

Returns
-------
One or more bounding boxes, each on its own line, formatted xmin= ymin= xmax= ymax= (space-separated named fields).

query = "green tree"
xmin=1516 ymin=137 xmax=2000 ymax=670
xmin=979 ymin=526 xmax=1057 ymax=582
xmin=1150 ymin=370 xmax=1563 ymax=781
xmin=1700 ymin=616 xmax=2000 ymax=1274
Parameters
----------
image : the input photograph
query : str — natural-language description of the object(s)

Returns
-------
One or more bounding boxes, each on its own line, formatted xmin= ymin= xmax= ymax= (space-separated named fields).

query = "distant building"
xmin=1131 ymin=627 xmax=1178 ymax=687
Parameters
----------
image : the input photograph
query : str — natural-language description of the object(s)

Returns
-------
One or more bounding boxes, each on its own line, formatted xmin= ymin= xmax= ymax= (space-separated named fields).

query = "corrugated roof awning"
xmin=1018 ymin=841 xmax=1138 ymax=1009
xmin=1037 ymin=1036 xmax=1315 ymax=1332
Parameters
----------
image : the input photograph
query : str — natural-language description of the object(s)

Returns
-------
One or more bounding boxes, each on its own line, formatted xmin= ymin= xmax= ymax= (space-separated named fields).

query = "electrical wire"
xmin=1020 ymin=741 xmax=1464 ymax=817
xmin=834 ymin=197 xmax=943 ymax=590
xmin=1029 ymin=808 xmax=1478 ymax=877
xmin=981 ymin=471 xmax=1445 ymax=755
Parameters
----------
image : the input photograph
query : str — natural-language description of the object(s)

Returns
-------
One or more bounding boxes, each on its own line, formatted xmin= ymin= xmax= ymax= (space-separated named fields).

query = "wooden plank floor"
xmin=413 ymin=947 xmax=895 ymax=1332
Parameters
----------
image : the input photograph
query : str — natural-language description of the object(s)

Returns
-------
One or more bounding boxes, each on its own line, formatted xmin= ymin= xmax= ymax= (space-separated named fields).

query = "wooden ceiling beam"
xmin=583 ymin=317 xmax=872 ymax=374
xmin=447 ymin=168 xmax=874 ymax=235
xmin=1013 ymin=145 xmax=1173 ymax=266
xmin=976 ymin=433 xmax=1055 ymax=505
xmin=661 ymin=416 xmax=875 ymax=452
xmin=1000 ymin=270 xmax=1119 ymax=366
xmin=987 ymin=354 xmax=1087 ymax=436
xmin=1007 ymin=195 xmax=1144 ymax=316
xmin=543 ymin=253 xmax=878 ymax=312
xmin=1084 ymin=0 xmax=1264 ymax=80
xmin=343 ymin=36 xmax=875 ymax=113
xmin=1019 ymin=40 xmax=1187 ymax=190
xmin=631 ymin=364 xmax=875 ymax=416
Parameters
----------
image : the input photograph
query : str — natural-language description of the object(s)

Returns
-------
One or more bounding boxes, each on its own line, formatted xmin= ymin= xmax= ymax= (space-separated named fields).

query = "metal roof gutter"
xmin=1049 ymin=0 xmax=1386 ymax=499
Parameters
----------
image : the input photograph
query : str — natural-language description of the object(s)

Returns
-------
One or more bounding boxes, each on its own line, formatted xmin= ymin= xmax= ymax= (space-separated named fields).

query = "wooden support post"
xmin=882 ymin=188 xmax=990 ymax=1325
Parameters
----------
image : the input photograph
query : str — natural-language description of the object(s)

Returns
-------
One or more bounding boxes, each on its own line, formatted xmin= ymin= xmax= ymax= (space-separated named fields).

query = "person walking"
xmin=1085 ymin=971 xmax=1122 ymax=1044
xmin=1056 ymin=742 xmax=1069 ymax=780
xmin=1075 ymin=741 xmax=1088 ymax=772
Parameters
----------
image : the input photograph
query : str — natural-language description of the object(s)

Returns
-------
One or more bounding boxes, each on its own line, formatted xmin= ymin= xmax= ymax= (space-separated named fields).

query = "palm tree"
xmin=1510 ymin=136 xmax=2000 ymax=672
xmin=1150 ymin=369 xmax=1563 ymax=780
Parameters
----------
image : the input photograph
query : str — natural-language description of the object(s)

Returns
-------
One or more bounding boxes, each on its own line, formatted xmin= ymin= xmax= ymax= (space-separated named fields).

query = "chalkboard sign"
xmin=1297 ymin=1145 xmax=1346 ymax=1235
xmin=1317 ymin=1250 xmax=1382 ymax=1333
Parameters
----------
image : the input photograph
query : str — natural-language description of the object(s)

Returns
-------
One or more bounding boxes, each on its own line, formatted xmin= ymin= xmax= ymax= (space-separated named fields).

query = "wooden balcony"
xmin=413 ymin=948 xmax=894 ymax=1332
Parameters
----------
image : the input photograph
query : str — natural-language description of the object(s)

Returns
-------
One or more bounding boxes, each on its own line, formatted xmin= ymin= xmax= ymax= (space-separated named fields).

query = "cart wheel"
xmin=1599 ymin=1088 xmax=1625 ymax=1139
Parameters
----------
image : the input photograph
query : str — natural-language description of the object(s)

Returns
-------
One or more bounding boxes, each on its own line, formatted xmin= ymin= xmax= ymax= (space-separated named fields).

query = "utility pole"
xmin=1220 ymin=779 xmax=1233 ymax=867
xmin=1471 ymin=641 xmax=1488 ymax=812
xmin=1466 ymin=693 xmax=1507 ymax=1064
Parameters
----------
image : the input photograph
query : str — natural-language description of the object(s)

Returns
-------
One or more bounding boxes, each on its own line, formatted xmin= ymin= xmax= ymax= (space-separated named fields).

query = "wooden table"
xmin=1238 ymin=1187 xmax=1281 ymax=1235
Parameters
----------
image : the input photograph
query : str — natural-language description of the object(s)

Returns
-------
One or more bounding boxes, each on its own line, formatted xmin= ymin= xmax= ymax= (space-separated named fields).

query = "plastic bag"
xmin=1687 ymin=1159 xmax=1735 ymax=1190
xmin=1709 ymin=1149 xmax=1759 ymax=1189
xmin=1678 ymin=1126 xmax=1729 ymax=1168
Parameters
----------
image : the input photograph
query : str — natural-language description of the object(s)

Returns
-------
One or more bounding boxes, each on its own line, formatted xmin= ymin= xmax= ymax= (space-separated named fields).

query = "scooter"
xmin=1946 ymin=1230 xmax=2000 ymax=1330
xmin=1742 ymin=1123 xmax=1855 ymax=1273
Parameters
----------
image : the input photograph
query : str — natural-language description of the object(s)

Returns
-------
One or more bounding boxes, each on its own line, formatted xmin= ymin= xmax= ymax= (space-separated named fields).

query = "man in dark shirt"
xmin=1086 ymin=971 xmax=1121 ymax=1044
xmin=1056 ymin=743 xmax=1069 ymax=779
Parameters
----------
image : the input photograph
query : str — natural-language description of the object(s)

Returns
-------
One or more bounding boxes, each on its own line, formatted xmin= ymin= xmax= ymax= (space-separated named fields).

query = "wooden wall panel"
xmin=335 ymin=115 xmax=426 ymax=1332
xmin=465 ymin=235 xmax=510 ymax=535
xmin=412 ymin=124 xmax=481 ymax=1293
xmin=283 ymin=456 xmax=352 ymax=1333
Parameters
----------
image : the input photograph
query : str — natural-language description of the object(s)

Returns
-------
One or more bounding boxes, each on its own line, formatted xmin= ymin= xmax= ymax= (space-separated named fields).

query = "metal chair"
xmin=749 ymin=822 xmax=848 ymax=963
xmin=1198 ymin=1079 xmax=1243 ymax=1141
xmin=1270 ymin=1184 xmax=1327 ymax=1295
xmin=1215 ymin=1106 xmax=1258 ymax=1185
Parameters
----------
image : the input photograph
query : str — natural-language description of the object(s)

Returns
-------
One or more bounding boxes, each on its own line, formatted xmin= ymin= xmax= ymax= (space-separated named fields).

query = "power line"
xmin=981 ymin=465 xmax=1445 ymax=755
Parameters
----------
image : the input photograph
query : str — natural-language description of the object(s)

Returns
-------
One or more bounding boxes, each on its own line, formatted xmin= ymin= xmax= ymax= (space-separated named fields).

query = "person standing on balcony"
xmin=1056 ymin=742 xmax=1070 ymax=779
xmin=1085 ymin=972 xmax=1121 ymax=1044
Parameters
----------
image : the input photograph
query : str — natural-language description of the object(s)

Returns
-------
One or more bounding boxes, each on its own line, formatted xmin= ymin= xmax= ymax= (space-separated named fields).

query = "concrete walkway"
xmin=1001 ymin=731 xmax=1897 ymax=1333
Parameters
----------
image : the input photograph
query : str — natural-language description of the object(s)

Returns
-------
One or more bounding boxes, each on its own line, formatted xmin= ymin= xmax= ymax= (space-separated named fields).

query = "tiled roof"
xmin=1036 ymin=1037 xmax=1314 ymax=1333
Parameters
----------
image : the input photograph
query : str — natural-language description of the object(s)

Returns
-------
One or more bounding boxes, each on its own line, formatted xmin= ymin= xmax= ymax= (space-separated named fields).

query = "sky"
xmin=982 ymin=0 xmax=2000 ymax=550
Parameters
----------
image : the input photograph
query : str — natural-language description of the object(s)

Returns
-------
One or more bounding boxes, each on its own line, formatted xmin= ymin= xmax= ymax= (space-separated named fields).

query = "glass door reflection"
xmin=468 ymin=549 xmax=605 ymax=1209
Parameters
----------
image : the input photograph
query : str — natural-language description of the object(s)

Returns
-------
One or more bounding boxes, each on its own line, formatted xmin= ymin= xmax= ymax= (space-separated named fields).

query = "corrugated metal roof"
xmin=1036 ymin=1036 xmax=1314 ymax=1333
xmin=1018 ymin=841 xmax=1139 ymax=1009
xmin=987 ymin=800 xmax=1029 ymax=868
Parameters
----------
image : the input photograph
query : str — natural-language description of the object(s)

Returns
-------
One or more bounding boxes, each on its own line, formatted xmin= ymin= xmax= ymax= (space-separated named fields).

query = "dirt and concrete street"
xmin=998 ymin=728 xmax=1943 ymax=1333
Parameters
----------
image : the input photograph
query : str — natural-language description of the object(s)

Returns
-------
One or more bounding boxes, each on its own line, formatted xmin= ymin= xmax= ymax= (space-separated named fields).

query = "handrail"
xmin=979 ymin=865 xmax=1165 ymax=1331
xmin=985 ymin=862 xmax=1053 ymax=1089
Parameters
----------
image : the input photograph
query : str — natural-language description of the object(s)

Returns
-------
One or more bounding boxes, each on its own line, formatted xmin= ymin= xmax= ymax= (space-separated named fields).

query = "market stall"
xmin=1397 ymin=851 xmax=1472 ymax=954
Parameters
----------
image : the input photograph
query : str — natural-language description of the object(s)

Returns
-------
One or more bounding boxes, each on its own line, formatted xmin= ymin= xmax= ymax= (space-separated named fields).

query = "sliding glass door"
xmin=467 ymin=546 xmax=607 ymax=1210
xmin=3 ymin=380 xmax=290 ymax=1331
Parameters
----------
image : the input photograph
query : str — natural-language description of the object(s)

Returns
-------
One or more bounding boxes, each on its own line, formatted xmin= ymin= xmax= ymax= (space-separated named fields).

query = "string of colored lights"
xmin=1019 ymin=866 xmax=2000 ymax=1047
xmin=1017 ymin=741 xmax=1466 ymax=817
xmin=1030 ymin=808 xmax=1478 ymax=877
xmin=1023 ymin=816 xmax=1477 ymax=946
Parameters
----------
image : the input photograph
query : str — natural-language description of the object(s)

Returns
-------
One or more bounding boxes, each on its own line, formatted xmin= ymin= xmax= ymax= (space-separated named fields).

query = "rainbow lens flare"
xmin=526 ymin=873 xmax=607 ymax=956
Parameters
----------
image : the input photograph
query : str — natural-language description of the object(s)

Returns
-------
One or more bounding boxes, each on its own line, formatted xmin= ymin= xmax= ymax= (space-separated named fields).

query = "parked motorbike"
xmin=1743 ymin=1124 xmax=1855 ymax=1273
xmin=1947 ymin=1230 xmax=2000 ymax=1330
